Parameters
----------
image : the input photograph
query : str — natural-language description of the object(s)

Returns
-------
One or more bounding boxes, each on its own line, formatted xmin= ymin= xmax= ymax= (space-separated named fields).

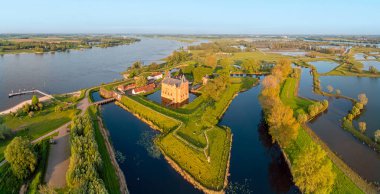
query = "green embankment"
xmin=280 ymin=74 xmax=372 ymax=193
xmin=27 ymin=140 xmax=50 ymax=194
xmin=88 ymin=106 xmax=121 ymax=194
xmin=279 ymin=77 xmax=313 ymax=116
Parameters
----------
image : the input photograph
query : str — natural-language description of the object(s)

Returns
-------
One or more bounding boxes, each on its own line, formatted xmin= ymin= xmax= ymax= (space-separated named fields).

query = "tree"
xmin=327 ymin=85 xmax=334 ymax=93
xmin=131 ymin=61 xmax=142 ymax=69
xmin=267 ymin=104 xmax=299 ymax=147
xmin=292 ymin=145 xmax=336 ymax=194
xmin=358 ymin=122 xmax=366 ymax=133
xmin=375 ymin=130 xmax=380 ymax=143
xmin=31 ymin=95 xmax=39 ymax=106
xmin=322 ymin=99 xmax=329 ymax=108
xmin=218 ymin=58 xmax=233 ymax=68
xmin=136 ymin=76 xmax=147 ymax=87
xmin=297 ymin=113 xmax=308 ymax=123
xmin=358 ymin=93 xmax=368 ymax=106
xmin=5 ymin=137 xmax=37 ymax=179
xmin=205 ymin=55 xmax=217 ymax=68
xmin=369 ymin=66 xmax=378 ymax=74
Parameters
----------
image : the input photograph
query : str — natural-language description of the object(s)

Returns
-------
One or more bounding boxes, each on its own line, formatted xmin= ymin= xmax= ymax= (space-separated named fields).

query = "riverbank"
xmin=0 ymin=96 xmax=51 ymax=115
xmin=96 ymin=113 xmax=129 ymax=194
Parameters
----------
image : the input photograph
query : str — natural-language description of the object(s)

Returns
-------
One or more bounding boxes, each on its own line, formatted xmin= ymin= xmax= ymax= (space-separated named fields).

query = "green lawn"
xmin=158 ymin=126 xmax=231 ymax=191
xmin=0 ymin=103 xmax=76 ymax=161
xmin=280 ymin=77 xmax=313 ymax=116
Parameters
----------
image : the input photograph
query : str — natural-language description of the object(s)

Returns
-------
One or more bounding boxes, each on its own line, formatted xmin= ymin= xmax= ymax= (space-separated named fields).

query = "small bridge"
xmin=93 ymin=98 xmax=116 ymax=105
xmin=9 ymin=89 xmax=54 ymax=99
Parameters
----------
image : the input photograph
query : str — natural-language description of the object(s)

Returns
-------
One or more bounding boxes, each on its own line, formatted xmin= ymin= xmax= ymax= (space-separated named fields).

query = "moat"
xmin=93 ymin=83 xmax=298 ymax=193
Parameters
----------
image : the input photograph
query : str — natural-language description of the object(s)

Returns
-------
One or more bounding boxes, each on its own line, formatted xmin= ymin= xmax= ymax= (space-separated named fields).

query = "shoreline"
xmin=0 ymin=96 xmax=51 ymax=115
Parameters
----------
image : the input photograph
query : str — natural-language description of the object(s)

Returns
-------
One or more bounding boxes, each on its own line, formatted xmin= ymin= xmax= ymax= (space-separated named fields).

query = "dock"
xmin=9 ymin=89 xmax=53 ymax=99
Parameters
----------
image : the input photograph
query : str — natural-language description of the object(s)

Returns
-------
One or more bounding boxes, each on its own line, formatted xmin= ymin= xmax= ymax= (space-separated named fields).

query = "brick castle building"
xmin=161 ymin=72 xmax=189 ymax=104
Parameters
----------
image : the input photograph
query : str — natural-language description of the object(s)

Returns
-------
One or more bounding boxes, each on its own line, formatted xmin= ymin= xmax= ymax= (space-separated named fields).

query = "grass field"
xmin=280 ymin=77 xmax=314 ymax=116
xmin=0 ymin=104 xmax=76 ymax=161
xmin=158 ymin=126 xmax=231 ymax=191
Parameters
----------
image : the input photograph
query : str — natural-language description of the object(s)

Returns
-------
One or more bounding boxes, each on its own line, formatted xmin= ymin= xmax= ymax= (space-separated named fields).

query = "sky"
xmin=1 ymin=0 xmax=379 ymax=35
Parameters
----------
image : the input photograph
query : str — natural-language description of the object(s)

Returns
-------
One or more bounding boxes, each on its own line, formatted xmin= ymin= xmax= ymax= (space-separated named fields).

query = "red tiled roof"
xmin=151 ymin=72 xmax=162 ymax=76
xmin=134 ymin=83 xmax=155 ymax=93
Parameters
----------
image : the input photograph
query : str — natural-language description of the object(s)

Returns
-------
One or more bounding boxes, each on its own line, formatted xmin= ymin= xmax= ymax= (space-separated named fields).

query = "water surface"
xmin=308 ymin=61 xmax=339 ymax=74
xmin=0 ymin=38 xmax=190 ymax=111
xmin=97 ymin=92 xmax=202 ymax=194
xmin=219 ymin=86 xmax=297 ymax=193
xmin=297 ymin=68 xmax=380 ymax=182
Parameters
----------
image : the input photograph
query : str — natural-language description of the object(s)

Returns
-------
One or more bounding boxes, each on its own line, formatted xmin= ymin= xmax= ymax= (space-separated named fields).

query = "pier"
xmin=8 ymin=89 xmax=53 ymax=99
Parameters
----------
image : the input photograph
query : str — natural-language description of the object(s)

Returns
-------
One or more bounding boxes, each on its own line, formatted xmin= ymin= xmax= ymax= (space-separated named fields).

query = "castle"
xmin=161 ymin=72 xmax=189 ymax=104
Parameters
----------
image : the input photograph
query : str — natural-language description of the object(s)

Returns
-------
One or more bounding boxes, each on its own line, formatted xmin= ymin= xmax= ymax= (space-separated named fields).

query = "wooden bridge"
xmin=93 ymin=98 xmax=116 ymax=105
xmin=8 ymin=89 xmax=54 ymax=99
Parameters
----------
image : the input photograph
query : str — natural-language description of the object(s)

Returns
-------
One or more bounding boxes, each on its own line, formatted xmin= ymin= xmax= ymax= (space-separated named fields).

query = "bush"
xmin=369 ymin=66 xmax=378 ymax=74
xmin=297 ymin=113 xmax=308 ymax=123
xmin=66 ymin=114 xmax=108 ymax=193
xmin=0 ymin=124 xmax=13 ymax=140
xmin=358 ymin=122 xmax=366 ymax=133
xmin=374 ymin=130 xmax=380 ymax=143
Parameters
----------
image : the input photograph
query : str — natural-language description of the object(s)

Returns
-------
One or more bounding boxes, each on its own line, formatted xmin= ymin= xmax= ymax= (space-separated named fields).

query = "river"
xmin=0 ymin=37 xmax=189 ymax=111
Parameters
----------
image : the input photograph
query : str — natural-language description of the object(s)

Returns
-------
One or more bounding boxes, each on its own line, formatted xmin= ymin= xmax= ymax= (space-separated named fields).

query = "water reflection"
xmin=297 ymin=68 xmax=380 ymax=182
xmin=219 ymin=86 xmax=297 ymax=194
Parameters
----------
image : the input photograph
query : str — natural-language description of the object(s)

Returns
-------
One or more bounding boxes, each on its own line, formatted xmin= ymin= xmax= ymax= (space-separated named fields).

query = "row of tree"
xmin=66 ymin=113 xmax=108 ymax=193
xmin=260 ymin=59 xmax=336 ymax=193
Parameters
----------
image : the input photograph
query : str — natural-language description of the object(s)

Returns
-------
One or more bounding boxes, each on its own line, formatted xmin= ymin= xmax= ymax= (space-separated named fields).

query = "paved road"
xmin=0 ymin=91 xmax=89 ymax=168
xmin=44 ymin=123 xmax=71 ymax=188
xmin=44 ymin=91 xmax=90 ymax=187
